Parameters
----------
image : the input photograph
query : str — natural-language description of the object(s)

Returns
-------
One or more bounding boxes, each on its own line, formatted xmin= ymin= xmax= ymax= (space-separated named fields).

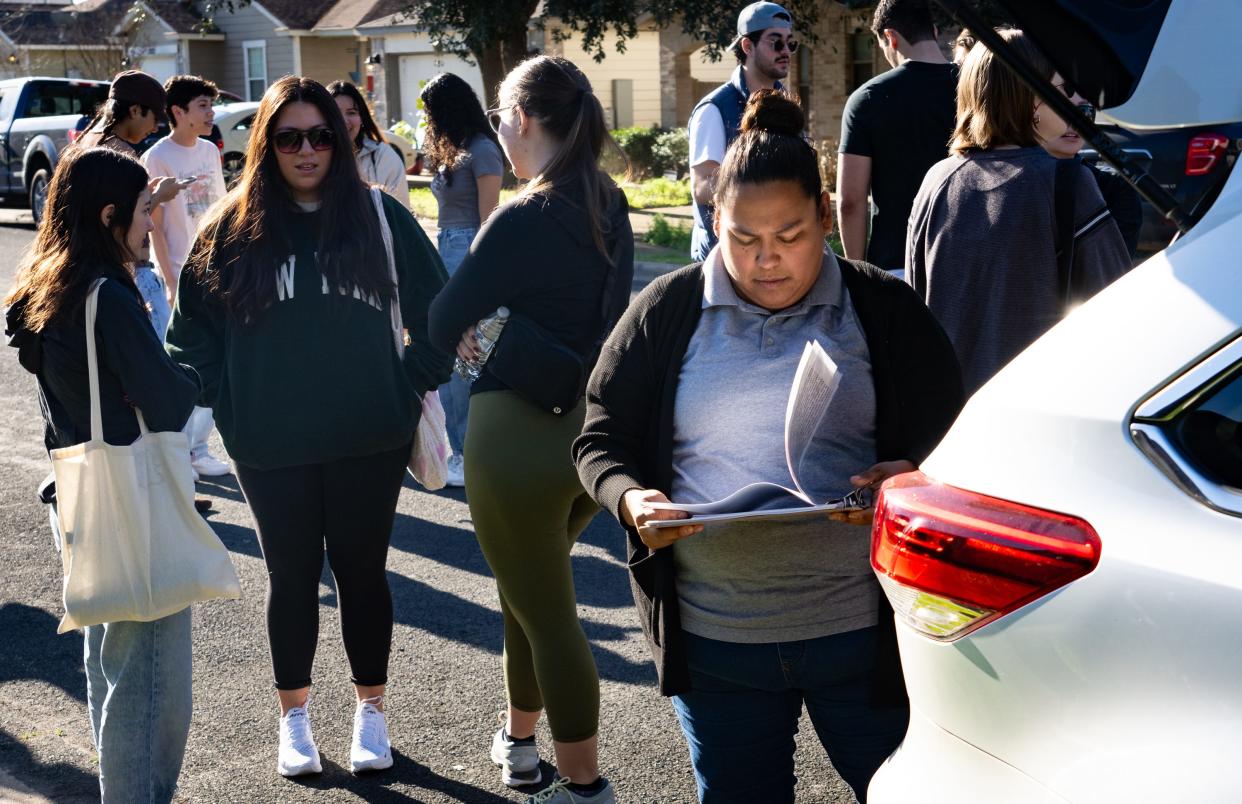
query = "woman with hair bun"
xmin=428 ymin=55 xmax=632 ymax=804
xmin=573 ymin=89 xmax=964 ymax=803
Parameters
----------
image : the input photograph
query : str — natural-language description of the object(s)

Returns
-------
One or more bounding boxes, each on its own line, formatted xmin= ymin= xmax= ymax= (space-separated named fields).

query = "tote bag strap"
xmin=370 ymin=187 xmax=404 ymax=358
xmin=83 ymin=277 xmax=149 ymax=441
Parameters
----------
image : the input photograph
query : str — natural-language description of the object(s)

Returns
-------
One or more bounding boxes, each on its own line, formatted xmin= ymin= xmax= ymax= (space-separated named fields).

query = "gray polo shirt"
xmin=670 ymin=248 xmax=880 ymax=644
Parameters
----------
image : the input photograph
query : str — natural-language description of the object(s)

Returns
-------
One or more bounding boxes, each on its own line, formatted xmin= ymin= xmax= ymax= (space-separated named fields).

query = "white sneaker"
xmin=350 ymin=699 xmax=393 ymax=773
xmin=445 ymin=454 xmax=465 ymax=488
xmin=277 ymin=705 xmax=322 ymax=777
xmin=491 ymin=726 xmax=541 ymax=787
xmin=190 ymin=451 xmax=232 ymax=477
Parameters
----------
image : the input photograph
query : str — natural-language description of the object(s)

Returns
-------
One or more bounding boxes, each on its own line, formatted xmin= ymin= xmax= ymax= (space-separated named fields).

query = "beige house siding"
xmin=4 ymin=49 xmax=123 ymax=80
xmin=209 ymin=3 xmax=294 ymax=98
xmin=548 ymin=25 xmax=664 ymax=129
xmin=298 ymin=36 xmax=362 ymax=87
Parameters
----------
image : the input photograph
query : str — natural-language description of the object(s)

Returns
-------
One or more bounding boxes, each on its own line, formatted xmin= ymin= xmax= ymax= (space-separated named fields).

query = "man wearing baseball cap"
xmin=78 ymin=70 xmax=168 ymax=154
xmin=76 ymin=70 xmax=188 ymax=209
xmin=688 ymin=2 xmax=796 ymax=261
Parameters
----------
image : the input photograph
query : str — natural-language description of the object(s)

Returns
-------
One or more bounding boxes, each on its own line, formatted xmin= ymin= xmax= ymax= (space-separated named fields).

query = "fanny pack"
xmin=487 ymin=235 xmax=623 ymax=416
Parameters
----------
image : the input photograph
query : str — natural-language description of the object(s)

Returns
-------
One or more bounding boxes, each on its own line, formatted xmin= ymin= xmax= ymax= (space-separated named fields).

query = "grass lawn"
xmin=409 ymin=176 xmax=690 ymax=221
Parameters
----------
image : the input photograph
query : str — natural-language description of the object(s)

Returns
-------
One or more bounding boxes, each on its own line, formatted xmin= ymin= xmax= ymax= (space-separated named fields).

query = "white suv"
xmin=868 ymin=2 xmax=1242 ymax=801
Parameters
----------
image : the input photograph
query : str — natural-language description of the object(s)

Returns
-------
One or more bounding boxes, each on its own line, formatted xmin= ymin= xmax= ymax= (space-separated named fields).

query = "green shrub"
xmin=645 ymin=213 xmax=692 ymax=252
xmin=611 ymin=124 xmax=663 ymax=178
xmin=623 ymin=177 xmax=691 ymax=210
xmin=652 ymin=128 xmax=689 ymax=178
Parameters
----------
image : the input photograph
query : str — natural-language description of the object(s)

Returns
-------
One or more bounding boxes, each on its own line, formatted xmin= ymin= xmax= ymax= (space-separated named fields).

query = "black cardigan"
xmin=572 ymin=257 xmax=966 ymax=701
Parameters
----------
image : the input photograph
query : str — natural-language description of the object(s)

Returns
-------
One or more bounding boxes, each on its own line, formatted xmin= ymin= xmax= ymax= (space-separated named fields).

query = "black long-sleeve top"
xmin=428 ymin=179 xmax=634 ymax=395
xmin=572 ymin=258 xmax=966 ymax=700
xmin=6 ymin=264 xmax=199 ymax=453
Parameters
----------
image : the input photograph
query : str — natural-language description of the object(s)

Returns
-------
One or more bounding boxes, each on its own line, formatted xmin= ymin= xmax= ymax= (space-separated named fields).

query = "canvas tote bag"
xmin=50 ymin=279 xmax=241 ymax=633
xmin=371 ymin=188 xmax=452 ymax=490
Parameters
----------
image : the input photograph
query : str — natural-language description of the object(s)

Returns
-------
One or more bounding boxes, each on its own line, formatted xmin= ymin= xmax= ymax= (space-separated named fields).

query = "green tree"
xmin=401 ymin=0 xmax=830 ymax=107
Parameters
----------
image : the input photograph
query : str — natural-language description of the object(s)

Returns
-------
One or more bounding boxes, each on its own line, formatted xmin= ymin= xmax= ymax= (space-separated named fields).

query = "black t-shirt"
xmin=839 ymin=61 xmax=958 ymax=271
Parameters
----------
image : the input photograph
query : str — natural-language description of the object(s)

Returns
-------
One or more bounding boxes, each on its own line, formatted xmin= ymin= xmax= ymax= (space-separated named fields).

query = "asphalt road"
xmin=0 ymin=211 xmax=856 ymax=803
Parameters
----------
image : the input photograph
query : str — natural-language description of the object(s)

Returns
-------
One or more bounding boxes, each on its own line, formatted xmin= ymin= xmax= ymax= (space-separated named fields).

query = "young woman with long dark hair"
xmin=5 ymin=146 xmax=201 ymax=802
xmin=165 ymin=75 xmax=451 ymax=778
xmin=418 ymin=71 xmax=504 ymax=486
xmin=428 ymin=56 xmax=633 ymax=804
xmin=327 ymin=80 xmax=411 ymax=209
xmin=574 ymin=90 xmax=964 ymax=803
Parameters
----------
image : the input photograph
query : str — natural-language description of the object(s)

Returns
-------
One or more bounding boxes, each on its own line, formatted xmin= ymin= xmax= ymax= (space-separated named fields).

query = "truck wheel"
xmin=28 ymin=166 xmax=50 ymax=226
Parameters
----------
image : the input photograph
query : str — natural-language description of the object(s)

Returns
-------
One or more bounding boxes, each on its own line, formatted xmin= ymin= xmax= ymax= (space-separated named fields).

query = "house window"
xmin=243 ymin=40 xmax=267 ymax=102
xmin=848 ymin=30 xmax=876 ymax=92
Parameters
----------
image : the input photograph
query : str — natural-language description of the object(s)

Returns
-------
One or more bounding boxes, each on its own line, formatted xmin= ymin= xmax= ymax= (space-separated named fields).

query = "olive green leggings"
xmin=465 ymin=390 xmax=601 ymax=743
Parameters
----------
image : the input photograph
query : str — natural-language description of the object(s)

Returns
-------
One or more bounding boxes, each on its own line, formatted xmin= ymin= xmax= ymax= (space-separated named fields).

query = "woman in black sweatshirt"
xmin=5 ymin=146 xmax=200 ymax=803
xmin=164 ymin=76 xmax=451 ymax=778
xmin=428 ymin=56 xmax=633 ymax=804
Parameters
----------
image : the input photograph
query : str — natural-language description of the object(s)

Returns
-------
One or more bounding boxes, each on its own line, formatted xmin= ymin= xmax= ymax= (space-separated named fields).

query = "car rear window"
xmin=1169 ymin=364 xmax=1242 ymax=488
xmin=23 ymin=82 xmax=108 ymax=118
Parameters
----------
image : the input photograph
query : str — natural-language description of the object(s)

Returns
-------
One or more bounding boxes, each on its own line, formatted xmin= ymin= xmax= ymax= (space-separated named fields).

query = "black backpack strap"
xmin=1054 ymin=158 xmax=1078 ymax=310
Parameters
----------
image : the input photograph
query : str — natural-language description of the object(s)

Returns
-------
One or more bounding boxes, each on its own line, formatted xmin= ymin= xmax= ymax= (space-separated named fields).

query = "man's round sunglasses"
xmin=273 ymin=126 xmax=335 ymax=154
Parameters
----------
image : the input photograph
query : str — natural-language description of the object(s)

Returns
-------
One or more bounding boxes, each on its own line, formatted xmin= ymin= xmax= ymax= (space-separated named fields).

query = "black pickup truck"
xmin=1083 ymin=121 xmax=1242 ymax=254
xmin=0 ymin=77 xmax=109 ymax=225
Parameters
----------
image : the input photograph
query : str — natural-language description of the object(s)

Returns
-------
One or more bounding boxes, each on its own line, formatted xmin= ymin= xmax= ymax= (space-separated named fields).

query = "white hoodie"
xmin=357 ymin=137 xmax=410 ymax=210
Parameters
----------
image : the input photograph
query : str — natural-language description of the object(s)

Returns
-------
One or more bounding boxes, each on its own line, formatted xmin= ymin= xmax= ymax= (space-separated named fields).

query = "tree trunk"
xmin=473 ymin=0 xmax=539 ymax=108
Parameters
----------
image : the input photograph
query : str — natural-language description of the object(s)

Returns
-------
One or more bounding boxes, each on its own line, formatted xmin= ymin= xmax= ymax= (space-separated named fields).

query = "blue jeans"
xmin=672 ymin=627 xmax=908 ymax=804
xmin=436 ymin=226 xmax=479 ymax=457
xmin=133 ymin=264 xmax=170 ymax=341
xmin=50 ymin=502 xmax=193 ymax=803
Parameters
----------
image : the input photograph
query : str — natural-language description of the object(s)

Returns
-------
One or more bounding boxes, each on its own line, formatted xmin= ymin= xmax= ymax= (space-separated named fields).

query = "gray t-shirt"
xmin=430 ymin=134 xmax=504 ymax=229
xmin=670 ymin=248 xmax=880 ymax=644
xmin=906 ymin=147 xmax=1131 ymax=394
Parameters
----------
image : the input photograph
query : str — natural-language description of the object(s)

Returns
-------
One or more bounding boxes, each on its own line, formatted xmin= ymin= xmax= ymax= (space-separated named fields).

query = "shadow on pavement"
xmin=389 ymin=512 xmax=633 ymax=610
xmin=0 ymin=727 xmax=98 ymax=803
xmin=201 ymin=497 xmax=656 ymax=686
xmin=282 ymin=751 xmax=514 ymax=803
xmin=0 ymin=603 xmax=86 ymax=703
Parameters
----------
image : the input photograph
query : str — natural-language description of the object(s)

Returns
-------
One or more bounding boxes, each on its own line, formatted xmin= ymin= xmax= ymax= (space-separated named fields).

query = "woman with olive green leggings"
xmin=465 ymin=390 xmax=601 ymax=742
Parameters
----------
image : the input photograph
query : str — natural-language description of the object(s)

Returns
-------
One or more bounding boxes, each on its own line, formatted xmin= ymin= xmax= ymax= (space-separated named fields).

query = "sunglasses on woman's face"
xmin=273 ymin=126 xmax=335 ymax=154
xmin=486 ymin=106 xmax=514 ymax=133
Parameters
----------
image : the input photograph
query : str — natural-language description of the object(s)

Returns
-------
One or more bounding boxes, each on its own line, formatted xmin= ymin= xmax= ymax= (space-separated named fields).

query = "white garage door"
xmin=139 ymin=54 xmax=177 ymax=85
xmin=397 ymin=53 xmax=486 ymax=128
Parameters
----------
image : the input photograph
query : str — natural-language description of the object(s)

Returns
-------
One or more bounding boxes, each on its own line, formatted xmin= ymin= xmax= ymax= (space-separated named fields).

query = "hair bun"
xmin=739 ymin=89 xmax=805 ymax=137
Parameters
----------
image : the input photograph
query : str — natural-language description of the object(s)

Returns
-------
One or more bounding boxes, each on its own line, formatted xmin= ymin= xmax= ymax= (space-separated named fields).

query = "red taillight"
xmin=67 ymin=129 xmax=80 ymax=143
xmin=871 ymin=471 xmax=1101 ymax=640
xmin=1186 ymin=133 xmax=1229 ymax=176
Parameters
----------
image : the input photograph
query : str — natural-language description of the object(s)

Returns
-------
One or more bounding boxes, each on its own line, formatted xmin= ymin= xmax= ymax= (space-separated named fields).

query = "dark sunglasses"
xmin=752 ymin=33 xmax=798 ymax=53
xmin=273 ymin=126 xmax=335 ymax=154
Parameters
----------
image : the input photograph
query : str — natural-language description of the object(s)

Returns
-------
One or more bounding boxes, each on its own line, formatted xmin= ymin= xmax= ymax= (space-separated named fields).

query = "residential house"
xmin=358 ymin=3 xmax=913 ymax=159
xmin=0 ymin=0 xmax=126 ymax=80
xmin=115 ymin=0 xmax=223 ymax=84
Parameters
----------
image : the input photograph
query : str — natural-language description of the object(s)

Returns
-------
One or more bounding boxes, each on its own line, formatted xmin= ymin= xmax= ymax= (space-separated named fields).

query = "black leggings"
xmin=235 ymin=442 xmax=410 ymax=690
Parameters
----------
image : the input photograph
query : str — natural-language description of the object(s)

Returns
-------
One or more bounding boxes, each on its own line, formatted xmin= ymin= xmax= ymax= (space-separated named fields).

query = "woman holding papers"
xmin=573 ymin=90 xmax=964 ymax=804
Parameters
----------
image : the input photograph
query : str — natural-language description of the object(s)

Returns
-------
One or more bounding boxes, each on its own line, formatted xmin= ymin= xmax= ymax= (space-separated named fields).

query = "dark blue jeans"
xmin=672 ymin=627 xmax=908 ymax=803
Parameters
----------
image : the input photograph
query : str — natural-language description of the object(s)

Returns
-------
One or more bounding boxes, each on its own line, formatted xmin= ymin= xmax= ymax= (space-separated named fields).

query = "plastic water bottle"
xmin=454 ymin=306 xmax=510 ymax=382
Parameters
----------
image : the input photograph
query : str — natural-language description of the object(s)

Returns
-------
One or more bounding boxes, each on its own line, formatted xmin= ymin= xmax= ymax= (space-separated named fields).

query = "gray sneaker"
xmin=490 ymin=726 xmax=541 ymax=787
xmin=526 ymin=777 xmax=616 ymax=804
